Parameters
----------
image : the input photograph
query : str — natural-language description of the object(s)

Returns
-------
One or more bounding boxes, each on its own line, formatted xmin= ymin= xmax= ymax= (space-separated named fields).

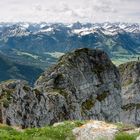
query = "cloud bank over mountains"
xmin=0 ymin=0 xmax=140 ymax=23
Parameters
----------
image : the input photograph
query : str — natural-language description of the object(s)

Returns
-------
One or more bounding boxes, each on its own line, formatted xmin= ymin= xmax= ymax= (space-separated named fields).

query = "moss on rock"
xmin=82 ymin=98 xmax=95 ymax=111
xmin=122 ymin=103 xmax=140 ymax=111
xmin=49 ymin=88 xmax=69 ymax=99
xmin=33 ymin=88 xmax=41 ymax=95
xmin=122 ymin=79 xmax=133 ymax=87
xmin=96 ymin=91 xmax=109 ymax=102
xmin=23 ymin=86 xmax=31 ymax=92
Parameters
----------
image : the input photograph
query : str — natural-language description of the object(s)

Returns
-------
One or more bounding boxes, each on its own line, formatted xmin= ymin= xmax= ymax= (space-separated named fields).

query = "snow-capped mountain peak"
xmin=0 ymin=22 xmax=140 ymax=38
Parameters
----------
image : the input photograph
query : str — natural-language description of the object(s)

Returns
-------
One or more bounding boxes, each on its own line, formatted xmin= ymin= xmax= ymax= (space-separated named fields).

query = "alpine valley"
xmin=0 ymin=22 xmax=140 ymax=83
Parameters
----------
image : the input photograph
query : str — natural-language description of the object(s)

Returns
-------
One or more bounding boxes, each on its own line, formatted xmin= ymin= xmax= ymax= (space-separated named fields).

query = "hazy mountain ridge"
xmin=0 ymin=22 xmax=140 ymax=69
xmin=0 ymin=53 xmax=43 ymax=85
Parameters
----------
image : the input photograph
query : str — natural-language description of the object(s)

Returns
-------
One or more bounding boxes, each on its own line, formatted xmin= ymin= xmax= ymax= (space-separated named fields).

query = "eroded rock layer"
xmin=120 ymin=61 xmax=140 ymax=126
xmin=0 ymin=48 xmax=122 ymax=127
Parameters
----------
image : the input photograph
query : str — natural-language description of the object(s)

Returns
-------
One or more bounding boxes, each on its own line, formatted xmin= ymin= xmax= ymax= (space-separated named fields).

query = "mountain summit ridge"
xmin=0 ymin=22 xmax=139 ymax=71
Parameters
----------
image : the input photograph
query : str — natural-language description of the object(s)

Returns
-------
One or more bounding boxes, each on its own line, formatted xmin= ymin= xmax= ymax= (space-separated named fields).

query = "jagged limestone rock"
xmin=36 ymin=48 xmax=122 ymax=123
xmin=120 ymin=61 xmax=140 ymax=126
xmin=0 ymin=48 xmax=122 ymax=127
xmin=0 ymin=80 xmax=68 ymax=128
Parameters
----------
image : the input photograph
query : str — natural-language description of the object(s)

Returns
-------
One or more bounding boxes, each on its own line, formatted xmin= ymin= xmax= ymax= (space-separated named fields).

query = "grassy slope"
xmin=0 ymin=121 xmax=139 ymax=140
xmin=0 ymin=54 xmax=43 ymax=85
xmin=0 ymin=121 xmax=85 ymax=140
xmin=111 ymin=54 xmax=140 ymax=66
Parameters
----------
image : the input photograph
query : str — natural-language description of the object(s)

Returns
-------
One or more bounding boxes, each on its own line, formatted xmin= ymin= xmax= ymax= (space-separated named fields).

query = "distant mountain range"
xmin=0 ymin=22 xmax=140 ymax=82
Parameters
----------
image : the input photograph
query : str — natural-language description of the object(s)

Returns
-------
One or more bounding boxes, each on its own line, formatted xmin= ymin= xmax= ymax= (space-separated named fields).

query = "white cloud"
xmin=0 ymin=0 xmax=140 ymax=23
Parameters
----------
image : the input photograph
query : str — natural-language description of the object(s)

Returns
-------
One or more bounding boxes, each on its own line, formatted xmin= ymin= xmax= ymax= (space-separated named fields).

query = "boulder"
xmin=73 ymin=120 xmax=118 ymax=140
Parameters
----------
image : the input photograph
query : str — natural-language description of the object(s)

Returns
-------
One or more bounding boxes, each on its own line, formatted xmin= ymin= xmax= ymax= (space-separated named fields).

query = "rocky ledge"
xmin=0 ymin=48 xmax=139 ymax=128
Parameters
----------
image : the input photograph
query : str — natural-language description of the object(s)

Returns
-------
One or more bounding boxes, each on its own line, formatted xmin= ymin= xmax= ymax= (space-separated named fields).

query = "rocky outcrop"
xmin=0 ymin=48 xmax=122 ymax=128
xmin=73 ymin=120 xmax=140 ymax=140
xmin=73 ymin=120 xmax=118 ymax=140
xmin=0 ymin=80 xmax=68 ymax=128
xmin=119 ymin=61 xmax=140 ymax=126
xmin=36 ymin=48 xmax=122 ymax=122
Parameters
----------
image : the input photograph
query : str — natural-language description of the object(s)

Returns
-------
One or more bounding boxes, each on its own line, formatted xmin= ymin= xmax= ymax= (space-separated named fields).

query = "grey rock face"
xmin=0 ymin=80 xmax=68 ymax=128
xmin=36 ymin=48 xmax=122 ymax=123
xmin=0 ymin=48 xmax=122 ymax=127
xmin=119 ymin=61 xmax=140 ymax=126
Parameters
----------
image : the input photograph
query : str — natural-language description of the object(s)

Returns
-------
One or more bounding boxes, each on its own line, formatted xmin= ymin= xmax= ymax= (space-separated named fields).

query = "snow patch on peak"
xmin=72 ymin=28 xmax=96 ymax=36
xmin=20 ymin=23 xmax=30 ymax=29
xmin=40 ymin=23 xmax=47 ymax=28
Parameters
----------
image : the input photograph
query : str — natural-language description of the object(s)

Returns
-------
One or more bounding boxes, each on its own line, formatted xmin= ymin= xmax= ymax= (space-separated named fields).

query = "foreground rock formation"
xmin=0 ymin=48 xmax=122 ymax=128
xmin=36 ymin=48 xmax=122 ymax=121
xmin=0 ymin=48 xmax=140 ymax=128
xmin=119 ymin=61 xmax=140 ymax=126
xmin=0 ymin=80 xmax=68 ymax=128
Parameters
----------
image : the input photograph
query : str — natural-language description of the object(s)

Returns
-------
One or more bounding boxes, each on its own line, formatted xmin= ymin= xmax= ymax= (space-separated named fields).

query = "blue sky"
xmin=0 ymin=0 xmax=140 ymax=23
